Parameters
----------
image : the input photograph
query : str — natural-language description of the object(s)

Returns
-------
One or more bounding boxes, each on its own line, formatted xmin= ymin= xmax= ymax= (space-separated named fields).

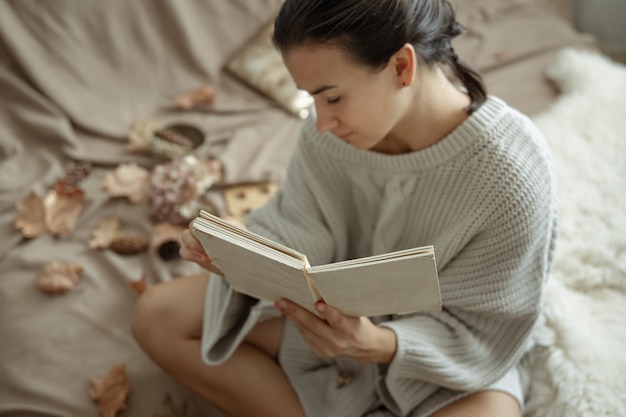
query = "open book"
xmin=192 ymin=210 xmax=442 ymax=317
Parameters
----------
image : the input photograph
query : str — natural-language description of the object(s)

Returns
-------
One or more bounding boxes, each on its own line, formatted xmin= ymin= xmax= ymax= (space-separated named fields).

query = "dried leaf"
xmin=14 ymin=191 xmax=46 ymax=238
xmin=128 ymin=119 xmax=161 ymax=153
xmin=36 ymin=261 xmax=83 ymax=294
xmin=102 ymin=163 xmax=150 ymax=204
xmin=44 ymin=181 xmax=85 ymax=237
xmin=173 ymin=84 xmax=215 ymax=110
xmin=130 ymin=272 xmax=148 ymax=295
xmin=90 ymin=363 xmax=129 ymax=417
xmin=89 ymin=218 xmax=123 ymax=249
xmin=110 ymin=234 xmax=150 ymax=255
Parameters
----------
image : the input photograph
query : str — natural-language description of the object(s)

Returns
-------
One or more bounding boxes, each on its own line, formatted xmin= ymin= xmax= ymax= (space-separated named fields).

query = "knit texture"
xmin=201 ymin=96 xmax=557 ymax=417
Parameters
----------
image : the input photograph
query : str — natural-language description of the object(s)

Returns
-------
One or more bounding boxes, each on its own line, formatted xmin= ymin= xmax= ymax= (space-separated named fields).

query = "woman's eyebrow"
xmin=299 ymin=84 xmax=338 ymax=95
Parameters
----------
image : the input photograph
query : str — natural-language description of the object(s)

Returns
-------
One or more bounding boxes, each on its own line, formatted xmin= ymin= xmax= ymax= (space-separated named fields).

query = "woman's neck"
xmin=374 ymin=67 xmax=472 ymax=154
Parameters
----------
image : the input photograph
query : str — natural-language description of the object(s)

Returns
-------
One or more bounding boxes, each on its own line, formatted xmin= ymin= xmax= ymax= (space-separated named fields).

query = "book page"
xmin=308 ymin=246 xmax=434 ymax=272
xmin=197 ymin=210 xmax=308 ymax=262
xmin=192 ymin=214 xmax=318 ymax=312
xmin=308 ymin=252 xmax=441 ymax=317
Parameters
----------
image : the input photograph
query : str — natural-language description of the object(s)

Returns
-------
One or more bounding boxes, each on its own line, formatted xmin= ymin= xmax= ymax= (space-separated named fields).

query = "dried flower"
xmin=102 ymin=163 xmax=150 ymax=204
xmin=149 ymin=155 xmax=223 ymax=224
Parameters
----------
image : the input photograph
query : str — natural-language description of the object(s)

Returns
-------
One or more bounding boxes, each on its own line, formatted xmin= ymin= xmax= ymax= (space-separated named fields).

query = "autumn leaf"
xmin=14 ymin=191 xmax=46 ymax=238
xmin=90 ymin=363 xmax=130 ymax=417
xmin=36 ymin=261 xmax=83 ymax=294
xmin=89 ymin=218 xmax=122 ymax=249
xmin=130 ymin=272 xmax=148 ymax=295
xmin=173 ymin=84 xmax=215 ymax=110
xmin=44 ymin=181 xmax=86 ymax=237
xmin=128 ymin=119 xmax=161 ymax=153
xmin=102 ymin=163 xmax=150 ymax=204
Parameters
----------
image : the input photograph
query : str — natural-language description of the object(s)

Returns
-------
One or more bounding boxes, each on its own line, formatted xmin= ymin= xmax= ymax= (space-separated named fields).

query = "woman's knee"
xmin=131 ymin=283 xmax=171 ymax=348
xmin=131 ymin=274 xmax=208 ymax=349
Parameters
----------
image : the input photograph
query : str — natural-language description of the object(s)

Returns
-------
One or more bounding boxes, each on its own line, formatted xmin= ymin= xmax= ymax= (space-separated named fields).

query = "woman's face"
xmin=283 ymin=44 xmax=408 ymax=151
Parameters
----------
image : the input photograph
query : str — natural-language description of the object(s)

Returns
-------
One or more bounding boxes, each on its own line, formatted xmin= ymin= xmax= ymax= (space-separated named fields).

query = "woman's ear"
xmin=392 ymin=43 xmax=416 ymax=88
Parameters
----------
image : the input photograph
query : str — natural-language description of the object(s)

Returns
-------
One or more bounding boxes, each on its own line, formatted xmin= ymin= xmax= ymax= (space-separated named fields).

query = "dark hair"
xmin=273 ymin=0 xmax=486 ymax=114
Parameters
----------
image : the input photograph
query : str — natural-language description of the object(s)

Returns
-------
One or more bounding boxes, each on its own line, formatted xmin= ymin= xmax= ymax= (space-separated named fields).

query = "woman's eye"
xmin=327 ymin=97 xmax=341 ymax=105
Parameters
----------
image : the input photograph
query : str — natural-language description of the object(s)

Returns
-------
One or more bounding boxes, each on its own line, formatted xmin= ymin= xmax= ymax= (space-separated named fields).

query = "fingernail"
xmin=276 ymin=300 xmax=287 ymax=309
xmin=196 ymin=253 xmax=205 ymax=262
xmin=316 ymin=303 xmax=325 ymax=312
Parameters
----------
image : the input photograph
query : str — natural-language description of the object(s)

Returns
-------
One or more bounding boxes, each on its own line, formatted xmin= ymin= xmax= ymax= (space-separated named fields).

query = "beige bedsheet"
xmin=0 ymin=1 xmax=596 ymax=416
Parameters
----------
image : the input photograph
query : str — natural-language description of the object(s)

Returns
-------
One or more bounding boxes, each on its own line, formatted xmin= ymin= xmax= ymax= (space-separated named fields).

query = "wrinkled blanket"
xmin=0 ymin=1 xmax=599 ymax=416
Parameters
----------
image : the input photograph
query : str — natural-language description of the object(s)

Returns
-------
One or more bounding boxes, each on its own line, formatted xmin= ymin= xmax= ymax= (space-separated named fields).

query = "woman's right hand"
xmin=179 ymin=228 xmax=224 ymax=276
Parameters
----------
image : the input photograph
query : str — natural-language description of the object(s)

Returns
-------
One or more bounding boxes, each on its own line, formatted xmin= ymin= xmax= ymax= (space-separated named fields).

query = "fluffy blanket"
xmin=525 ymin=49 xmax=626 ymax=417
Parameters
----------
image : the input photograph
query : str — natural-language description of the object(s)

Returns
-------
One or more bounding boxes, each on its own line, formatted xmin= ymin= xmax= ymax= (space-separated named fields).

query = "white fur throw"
xmin=525 ymin=49 xmax=626 ymax=417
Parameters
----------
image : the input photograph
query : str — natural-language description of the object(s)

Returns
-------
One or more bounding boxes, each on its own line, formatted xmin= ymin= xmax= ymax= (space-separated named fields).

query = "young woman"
xmin=132 ymin=0 xmax=558 ymax=416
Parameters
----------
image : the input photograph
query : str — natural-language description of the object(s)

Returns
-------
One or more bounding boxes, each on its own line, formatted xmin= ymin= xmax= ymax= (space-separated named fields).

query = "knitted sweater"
xmin=201 ymin=96 xmax=558 ymax=417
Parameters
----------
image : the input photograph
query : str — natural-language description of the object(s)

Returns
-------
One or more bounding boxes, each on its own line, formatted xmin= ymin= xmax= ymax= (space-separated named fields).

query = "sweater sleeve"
xmin=376 ymin=151 xmax=557 ymax=415
xmin=245 ymin=134 xmax=337 ymax=266
xmin=201 ymin=125 xmax=338 ymax=365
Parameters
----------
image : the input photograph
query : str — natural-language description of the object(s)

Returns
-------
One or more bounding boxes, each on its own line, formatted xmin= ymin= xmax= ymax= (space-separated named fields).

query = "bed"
xmin=1 ymin=1 xmax=624 ymax=416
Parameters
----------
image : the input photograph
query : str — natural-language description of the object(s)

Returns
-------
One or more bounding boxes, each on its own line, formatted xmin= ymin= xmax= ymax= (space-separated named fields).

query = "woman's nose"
xmin=315 ymin=106 xmax=339 ymax=133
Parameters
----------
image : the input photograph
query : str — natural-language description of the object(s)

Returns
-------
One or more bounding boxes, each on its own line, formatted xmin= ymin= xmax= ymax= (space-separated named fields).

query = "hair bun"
xmin=447 ymin=21 xmax=464 ymax=38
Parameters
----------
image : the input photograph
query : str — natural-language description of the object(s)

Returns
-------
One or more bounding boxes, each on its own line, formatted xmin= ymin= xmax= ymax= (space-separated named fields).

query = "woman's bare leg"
xmin=131 ymin=274 xmax=305 ymax=417
xmin=429 ymin=391 xmax=521 ymax=417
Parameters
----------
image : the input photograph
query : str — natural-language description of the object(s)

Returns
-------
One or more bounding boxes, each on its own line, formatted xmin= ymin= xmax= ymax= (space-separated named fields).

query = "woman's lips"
xmin=337 ymin=132 xmax=353 ymax=141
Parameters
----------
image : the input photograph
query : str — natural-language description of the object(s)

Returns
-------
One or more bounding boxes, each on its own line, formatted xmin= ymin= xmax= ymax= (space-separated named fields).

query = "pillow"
xmin=225 ymin=21 xmax=313 ymax=118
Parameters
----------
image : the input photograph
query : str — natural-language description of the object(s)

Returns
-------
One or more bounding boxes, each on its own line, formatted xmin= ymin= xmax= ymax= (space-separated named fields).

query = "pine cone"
xmin=109 ymin=234 xmax=150 ymax=255
xmin=62 ymin=161 xmax=92 ymax=188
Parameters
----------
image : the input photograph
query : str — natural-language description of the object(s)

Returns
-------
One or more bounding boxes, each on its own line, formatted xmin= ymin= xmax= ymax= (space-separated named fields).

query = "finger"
xmin=278 ymin=303 xmax=332 ymax=357
xmin=180 ymin=229 xmax=204 ymax=252
xmin=316 ymin=302 xmax=348 ymax=329
xmin=179 ymin=245 xmax=205 ymax=263
xmin=278 ymin=299 xmax=336 ymax=340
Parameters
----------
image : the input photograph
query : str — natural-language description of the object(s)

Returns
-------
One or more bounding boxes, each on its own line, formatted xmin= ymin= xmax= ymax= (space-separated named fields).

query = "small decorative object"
xmin=36 ymin=261 xmax=83 ymax=294
xmin=225 ymin=21 xmax=313 ymax=118
xmin=109 ymin=234 xmax=151 ymax=255
xmin=89 ymin=363 xmax=130 ymax=417
xmin=223 ymin=181 xmax=277 ymax=223
xmin=157 ymin=240 xmax=180 ymax=261
xmin=173 ymin=84 xmax=215 ymax=110
xmin=101 ymin=163 xmax=150 ymax=204
xmin=152 ymin=222 xmax=185 ymax=261
xmin=150 ymin=123 xmax=205 ymax=160
xmin=149 ymin=155 xmax=223 ymax=225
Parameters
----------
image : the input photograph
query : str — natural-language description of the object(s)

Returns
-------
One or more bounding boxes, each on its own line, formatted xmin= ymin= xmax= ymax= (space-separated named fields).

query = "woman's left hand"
xmin=275 ymin=298 xmax=397 ymax=364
